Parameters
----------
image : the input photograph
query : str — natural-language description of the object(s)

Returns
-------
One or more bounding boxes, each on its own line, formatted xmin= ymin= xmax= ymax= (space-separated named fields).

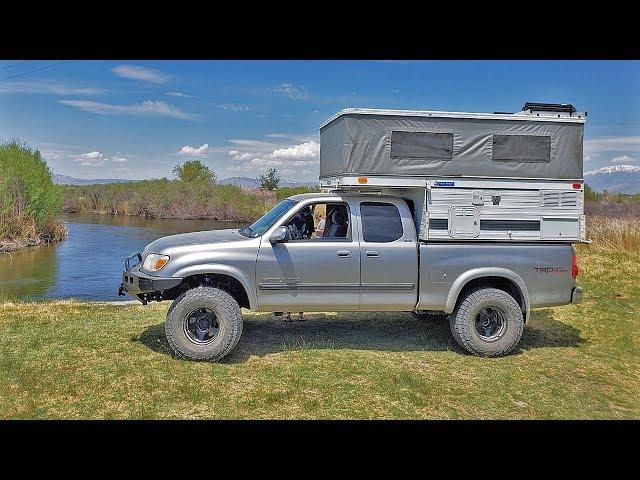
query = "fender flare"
xmin=444 ymin=267 xmax=530 ymax=321
xmin=172 ymin=264 xmax=257 ymax=311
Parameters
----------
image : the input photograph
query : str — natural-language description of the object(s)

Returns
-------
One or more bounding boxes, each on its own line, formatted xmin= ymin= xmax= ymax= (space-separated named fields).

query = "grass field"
xmin=1 ymin=243 xmax=638 ymax=419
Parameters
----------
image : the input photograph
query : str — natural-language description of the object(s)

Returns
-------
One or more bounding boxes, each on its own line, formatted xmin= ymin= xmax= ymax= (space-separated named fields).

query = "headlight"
xmin=142 ymin=253 xmax=170 ymax=272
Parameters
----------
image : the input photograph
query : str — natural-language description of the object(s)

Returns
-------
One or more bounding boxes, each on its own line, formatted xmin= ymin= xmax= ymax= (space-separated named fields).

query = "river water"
xmin=0 ymin=214 xmax=245 ymax=301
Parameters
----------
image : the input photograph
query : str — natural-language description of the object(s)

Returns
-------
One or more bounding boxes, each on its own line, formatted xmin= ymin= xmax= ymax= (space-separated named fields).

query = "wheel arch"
xmin=172 ymin=264 xmax=257 ymax=310
xmin=444 ymin=267 xmax=530 ymax=322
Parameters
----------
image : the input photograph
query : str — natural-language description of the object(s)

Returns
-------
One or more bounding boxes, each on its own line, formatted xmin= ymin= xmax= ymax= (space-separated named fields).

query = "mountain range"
xmin=584 ymin=165 xmax=640 ymax=194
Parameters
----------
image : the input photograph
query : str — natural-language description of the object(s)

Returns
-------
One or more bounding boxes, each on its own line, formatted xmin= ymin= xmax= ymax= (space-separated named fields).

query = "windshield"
xmin=240 ymin=199 xmax=298 ymax=237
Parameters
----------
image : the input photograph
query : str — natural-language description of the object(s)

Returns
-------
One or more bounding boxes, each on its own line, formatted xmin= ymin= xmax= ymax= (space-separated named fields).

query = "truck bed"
xmin=417 ymin=242 xmax=576 ymax=314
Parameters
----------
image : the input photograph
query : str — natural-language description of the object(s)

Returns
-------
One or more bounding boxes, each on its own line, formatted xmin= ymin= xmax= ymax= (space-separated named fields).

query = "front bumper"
xmin=571 ymin=286 xmax=583 ymax=304
xmin=118 ymin=252 xmax=182 ymax=300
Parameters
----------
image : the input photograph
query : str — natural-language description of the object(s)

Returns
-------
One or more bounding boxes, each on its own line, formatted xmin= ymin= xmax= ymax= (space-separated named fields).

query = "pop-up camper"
xmin=319 ymin=102 xmax=586 ymax=243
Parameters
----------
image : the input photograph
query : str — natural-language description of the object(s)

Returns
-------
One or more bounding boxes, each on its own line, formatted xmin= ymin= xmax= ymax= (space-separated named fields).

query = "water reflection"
xmin=0 ymin=213 xmax=245 ymax=301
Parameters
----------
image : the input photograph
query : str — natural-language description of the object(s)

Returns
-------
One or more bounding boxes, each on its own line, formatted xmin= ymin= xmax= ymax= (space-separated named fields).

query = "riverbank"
xmin=1 ymin=243 xmax=638 ymax=419
xmin=0 ymin=219 xmax=67 ymax=253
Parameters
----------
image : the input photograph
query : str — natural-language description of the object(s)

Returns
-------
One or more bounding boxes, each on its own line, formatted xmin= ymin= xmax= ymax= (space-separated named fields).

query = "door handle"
xmin=337 ymin=250 xmax=352 ymax=258
xmin=365 ymin=250 xmax=379 ymax=258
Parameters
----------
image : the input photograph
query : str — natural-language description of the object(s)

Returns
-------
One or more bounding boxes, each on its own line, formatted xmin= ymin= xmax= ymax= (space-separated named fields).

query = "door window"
xmin=283 ymin=203 xmax=350 ymax=241
xmin=360 ymin=202 xmax=403 ymax=242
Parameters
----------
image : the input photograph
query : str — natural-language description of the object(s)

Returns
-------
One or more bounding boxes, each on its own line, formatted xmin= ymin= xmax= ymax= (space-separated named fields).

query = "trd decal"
xmin=261 ymin=276 xmax=302 ymax=284
xmin=534 ymin=266 xmax=567 ymax=274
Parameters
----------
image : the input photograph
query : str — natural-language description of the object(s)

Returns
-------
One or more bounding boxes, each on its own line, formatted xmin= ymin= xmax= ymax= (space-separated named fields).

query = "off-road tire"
xmin=449 ymin=287 xmax=524 ymax=357
xmin=165 ymin=287 xmax=243 ymax=362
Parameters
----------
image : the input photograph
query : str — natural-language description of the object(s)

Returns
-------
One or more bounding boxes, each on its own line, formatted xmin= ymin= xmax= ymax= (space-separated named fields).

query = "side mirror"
xmin=269 ymin=226 xmax=290 ymax=244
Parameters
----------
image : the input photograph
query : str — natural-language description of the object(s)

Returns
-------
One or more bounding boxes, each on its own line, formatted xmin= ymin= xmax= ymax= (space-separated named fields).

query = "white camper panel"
xmin=422 ymin=178 xmax=584 ymax=242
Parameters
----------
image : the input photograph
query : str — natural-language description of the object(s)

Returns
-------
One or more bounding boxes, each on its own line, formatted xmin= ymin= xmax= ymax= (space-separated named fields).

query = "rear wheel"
xmin=165 ymin=287 xmax=243 ymax=362
xmin=449 ymin=287 xmax=524 ymax=357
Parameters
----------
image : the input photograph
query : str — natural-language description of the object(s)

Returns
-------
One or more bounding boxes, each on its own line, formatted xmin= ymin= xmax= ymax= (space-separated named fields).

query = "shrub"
xmin=0 ymin=140 xmax=65 ymax=242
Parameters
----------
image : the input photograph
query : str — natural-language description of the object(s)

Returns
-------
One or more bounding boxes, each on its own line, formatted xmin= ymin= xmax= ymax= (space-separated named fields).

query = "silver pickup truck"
xmin=119 ymin=192 xmax=582 ymax=361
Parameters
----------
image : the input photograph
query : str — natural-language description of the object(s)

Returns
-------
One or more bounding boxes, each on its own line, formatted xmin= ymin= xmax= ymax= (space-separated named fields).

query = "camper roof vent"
xmin=522 ymin=102 xmax=577 ymax=115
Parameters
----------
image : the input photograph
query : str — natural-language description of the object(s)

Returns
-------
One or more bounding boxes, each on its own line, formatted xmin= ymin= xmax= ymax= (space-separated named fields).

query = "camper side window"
xmin=492 ymin=134 xmax=551 ymax=162
xmin=390 ymin=131 xmax=453 ymax=160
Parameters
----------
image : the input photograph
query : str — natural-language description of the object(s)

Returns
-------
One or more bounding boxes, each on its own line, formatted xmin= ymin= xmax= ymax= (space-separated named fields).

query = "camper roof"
xmin=319 ymin=106 xmax=586 ymax=130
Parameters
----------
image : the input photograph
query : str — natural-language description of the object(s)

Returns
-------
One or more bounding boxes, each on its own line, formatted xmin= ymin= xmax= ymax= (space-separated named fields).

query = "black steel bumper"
xmin=118 ymin=252 xmax=182 ymax=300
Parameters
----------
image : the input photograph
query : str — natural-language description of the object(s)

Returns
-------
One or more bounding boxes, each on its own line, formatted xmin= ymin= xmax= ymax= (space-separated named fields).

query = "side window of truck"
xmin=360 ymin=202 xmax=403 ymax=242
xmin=284 ymin=202 xmax=350 ymax=241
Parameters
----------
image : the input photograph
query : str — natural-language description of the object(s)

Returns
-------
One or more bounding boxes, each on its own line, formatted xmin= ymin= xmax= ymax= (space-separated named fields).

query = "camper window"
xmin=390 ymin=131 xmax=453 ymax=160
xmin=492 ymin=134 xmax=551 ymax=162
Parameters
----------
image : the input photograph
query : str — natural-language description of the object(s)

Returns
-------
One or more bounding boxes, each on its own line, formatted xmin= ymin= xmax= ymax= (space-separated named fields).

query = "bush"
xmin=0 ymin=140 xmax=65 ymax=242
xmin=172 ymin=160 xmax=216 ymax=183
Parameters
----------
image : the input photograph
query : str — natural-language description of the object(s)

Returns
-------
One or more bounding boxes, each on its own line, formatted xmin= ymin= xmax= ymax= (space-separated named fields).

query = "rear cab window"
xmin=360 ymin=202 xmax=403 ymax=242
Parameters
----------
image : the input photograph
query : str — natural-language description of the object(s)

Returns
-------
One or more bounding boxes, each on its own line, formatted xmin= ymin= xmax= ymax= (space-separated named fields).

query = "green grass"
xmin=1 ymin=245 xmax=638 ymax=419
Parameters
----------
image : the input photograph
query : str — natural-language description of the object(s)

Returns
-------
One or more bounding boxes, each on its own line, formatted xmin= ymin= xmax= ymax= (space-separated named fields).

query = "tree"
xmin=172 ymin=160 xmax=216 ymax=183
xmin=260 ymin=167 xmax=281 ymax=191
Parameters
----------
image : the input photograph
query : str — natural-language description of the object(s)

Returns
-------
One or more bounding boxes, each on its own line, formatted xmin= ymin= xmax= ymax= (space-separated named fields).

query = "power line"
xmin=0 ymin=60 xmax=30 ymax=70
xmin=0 ymin=60 xmax=71 ymax=82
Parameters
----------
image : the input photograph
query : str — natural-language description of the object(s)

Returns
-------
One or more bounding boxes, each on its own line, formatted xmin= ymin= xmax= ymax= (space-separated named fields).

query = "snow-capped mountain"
xmin=584 ymin=165 xmax=640 ymax=194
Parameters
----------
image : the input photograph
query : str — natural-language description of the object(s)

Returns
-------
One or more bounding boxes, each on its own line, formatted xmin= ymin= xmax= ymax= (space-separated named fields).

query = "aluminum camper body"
xmin=319 ymin=106 xmax=587 ymax=243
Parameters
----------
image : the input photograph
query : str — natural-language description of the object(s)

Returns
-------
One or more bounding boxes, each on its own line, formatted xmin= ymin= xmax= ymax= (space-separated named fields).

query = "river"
xmin=0 ymin=214 xmax=245 ymax=301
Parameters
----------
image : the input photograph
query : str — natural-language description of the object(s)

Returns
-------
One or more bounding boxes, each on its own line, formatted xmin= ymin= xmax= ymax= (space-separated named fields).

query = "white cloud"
xmin=231 ymin=152 xmax=254 ymax=161
xmin=112 ymin=64 xmax=170 ymax=84
xmin=270 ymin=141 xmax=319 ymax=160
xmin=275 ymin=82 xmax=309 ymax=100
xmin=110 ymin=155 xmax=128 ymax=163
xmin=584 ymin=156 xmax=593 ymax=162
xmin=165 ymin=91 xmax=194 ymax=98
xmin=611 ymin=155 xmax=637 ymax=164
xmin=178 ymin=143 xmax=209 ymax=157
xmin=217 ymin=103 xmax=252 ymax=112
xmin=584 ymin=136 xmax=640 ymax=157
xmin=226 ymin=140 xmax=320 ymax=174
xmin=59 ymin=99 xmax=199 ymax=121
xmin=0 ymin=80 xmax=106 ymax=96
xmin=71 ymin=151 xmax=105 ymax=167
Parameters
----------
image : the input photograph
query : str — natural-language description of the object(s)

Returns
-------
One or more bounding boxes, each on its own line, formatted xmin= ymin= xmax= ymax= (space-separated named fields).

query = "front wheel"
xmin=165 ymin=287 xmax=243 ymax=362
xmin=449 ymin=287 xmax=524 ymax=357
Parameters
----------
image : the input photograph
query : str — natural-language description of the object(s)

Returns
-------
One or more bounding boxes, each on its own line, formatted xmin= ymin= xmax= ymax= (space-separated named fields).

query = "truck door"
xmin=358 ymin=200 xmax=418 ymax=311
xmin=256 ymin=201 xmax=360 ymax=311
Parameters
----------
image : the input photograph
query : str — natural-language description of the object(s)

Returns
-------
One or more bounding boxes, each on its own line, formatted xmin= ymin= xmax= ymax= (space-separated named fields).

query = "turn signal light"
xmin=357 ymin=177 xmax=368 ymax=184
xmin=572 ymin=183 xmax=582 ymax=190
xmin=571 ymin=251 xmax=579 ymax=278
xmin=142 ymin=253 xmax=170 ymax=272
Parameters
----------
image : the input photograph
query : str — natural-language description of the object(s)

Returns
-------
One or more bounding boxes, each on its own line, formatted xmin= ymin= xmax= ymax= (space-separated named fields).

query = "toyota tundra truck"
xmin=118 ymin=192 xmax=583 ymax=361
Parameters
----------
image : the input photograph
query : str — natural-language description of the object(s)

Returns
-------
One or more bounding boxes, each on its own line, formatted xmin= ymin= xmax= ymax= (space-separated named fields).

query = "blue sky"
xmin=1 ymin=60 xmax=638 ymax=182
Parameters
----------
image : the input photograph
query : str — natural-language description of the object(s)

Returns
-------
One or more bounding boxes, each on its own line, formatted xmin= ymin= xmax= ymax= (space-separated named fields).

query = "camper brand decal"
xmin=491 ymin=195 xmax=502 ymax=205
xmin=435 ymin=181 xmax=455 ymax=187
xmin=534 ymin=266 xmax=567 ymax=274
